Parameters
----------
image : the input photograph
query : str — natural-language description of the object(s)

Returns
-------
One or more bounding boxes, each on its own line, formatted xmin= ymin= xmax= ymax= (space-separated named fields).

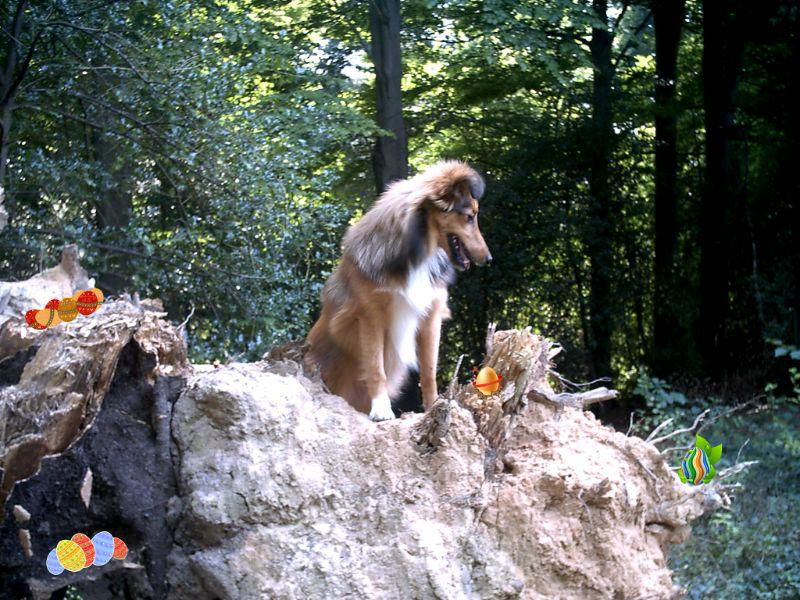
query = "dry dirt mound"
xmin=0 ymin=251 xmax=731 ymax=599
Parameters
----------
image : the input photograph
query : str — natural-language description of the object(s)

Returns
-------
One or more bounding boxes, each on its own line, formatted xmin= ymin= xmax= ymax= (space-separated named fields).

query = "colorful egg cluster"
xmin=45 ymin=531 xmax=127 ymax=575
xmin=25 ymin=288 xmax=104 ymax=331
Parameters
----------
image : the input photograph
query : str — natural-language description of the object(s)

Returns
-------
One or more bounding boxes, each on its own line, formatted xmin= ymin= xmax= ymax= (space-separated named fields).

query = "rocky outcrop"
xmin=165 ymin=357 xmax=705 ymax=600
xmin=0 ymin=261 xmax=187 ymax=598
xmin=1 ymin=255 xmax=736 ymax=599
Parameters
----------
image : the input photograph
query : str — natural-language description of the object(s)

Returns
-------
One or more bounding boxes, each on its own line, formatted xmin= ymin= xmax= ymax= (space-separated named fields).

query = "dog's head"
xmin=426 ymin=163 xmax=492 ymax=271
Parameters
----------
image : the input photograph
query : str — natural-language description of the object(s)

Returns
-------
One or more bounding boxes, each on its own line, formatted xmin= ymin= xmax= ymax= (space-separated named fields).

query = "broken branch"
xmin=649 ymin=409 xmax=710 ymax=446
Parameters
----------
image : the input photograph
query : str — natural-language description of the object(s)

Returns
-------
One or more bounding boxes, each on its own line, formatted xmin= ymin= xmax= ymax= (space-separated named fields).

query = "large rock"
xmin=1 ymin=257 xmax=732 ymax=599
xmin=168 ymin=363 xmax=500 ymax=599
xmin=165 ymin=357 xmax=702 ymax=600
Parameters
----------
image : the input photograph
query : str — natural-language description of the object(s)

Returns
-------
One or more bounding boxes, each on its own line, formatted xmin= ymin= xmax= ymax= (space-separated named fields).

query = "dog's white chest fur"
xmin=388 ymin=252 xmax=448 ymax=370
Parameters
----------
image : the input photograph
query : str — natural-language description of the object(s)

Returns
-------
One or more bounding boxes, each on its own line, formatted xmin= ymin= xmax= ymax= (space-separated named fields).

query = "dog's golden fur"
xmin=306 ymin=160 xmax=491 ymax=420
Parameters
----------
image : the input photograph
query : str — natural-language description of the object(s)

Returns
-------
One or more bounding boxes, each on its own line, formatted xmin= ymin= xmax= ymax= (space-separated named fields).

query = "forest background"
xmin=1 ymin=1 xmax=798 ymax=597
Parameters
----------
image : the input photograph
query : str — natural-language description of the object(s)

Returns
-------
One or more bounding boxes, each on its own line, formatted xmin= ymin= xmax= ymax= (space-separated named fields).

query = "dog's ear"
xmin=428 ymin=163 xmax=485 ymax=212
xmin=467 ymin=172 xmax=485 ymax=201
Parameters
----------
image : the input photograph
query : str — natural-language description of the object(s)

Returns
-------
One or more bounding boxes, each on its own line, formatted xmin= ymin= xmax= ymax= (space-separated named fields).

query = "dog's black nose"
xmin=485 ymin=253 xmax=493 ymax=264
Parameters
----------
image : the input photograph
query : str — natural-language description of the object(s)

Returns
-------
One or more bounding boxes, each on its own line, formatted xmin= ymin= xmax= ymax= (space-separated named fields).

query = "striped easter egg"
xmin=34 ymin=304 xmax=61 ymax=329
xmin=56 ymin=539 xmax=85 ymax=572
xmin=112 ymin=536 xmax=128 ymax=560
xmin=71 ymin=533 xmax=95 ymax=567
xmin=58 ymin=297 xmax=79 ymax=322
xmin=681 ymin=447 xmax=711 ymax=486
xmin=25 ymin=310 xmax=38 ymax=327
xmin=91 ymin=530 xmax=114 ymax=566
xmin=45 ymin=548 xmax=64 ymax=575
xmin=76 ymin=291 xmax=99 ymax=316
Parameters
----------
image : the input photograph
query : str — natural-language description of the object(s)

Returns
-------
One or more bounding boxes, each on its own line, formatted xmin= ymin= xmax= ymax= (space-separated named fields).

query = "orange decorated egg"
xmin=25 ymin=310 xmax=45 ymax=330
xmin=112 ymin=536 xmax=128 ymax=560
xmin=34 ymin=303 xmax=61 ymax=329
xmin=71 ymin=533 xmax=95 ymax=567
xmin=76 ymin=291 xmax=99 ymax=316
xmin=473 ymin=366 xmax=503 ymax=396
xmin=58 ymin=297 xmax=79 ymax=322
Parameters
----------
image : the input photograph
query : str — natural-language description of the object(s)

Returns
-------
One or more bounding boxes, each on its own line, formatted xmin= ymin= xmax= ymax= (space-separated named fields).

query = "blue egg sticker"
xmin=46 ymin=548 xmax=64 ymax=575
xmin=91 ymin=531 xmax=114 ymax=566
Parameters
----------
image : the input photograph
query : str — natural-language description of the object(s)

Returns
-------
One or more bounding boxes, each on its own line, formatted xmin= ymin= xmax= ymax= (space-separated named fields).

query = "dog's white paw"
xmin=369 ymin=393 xmax=395 ymax=422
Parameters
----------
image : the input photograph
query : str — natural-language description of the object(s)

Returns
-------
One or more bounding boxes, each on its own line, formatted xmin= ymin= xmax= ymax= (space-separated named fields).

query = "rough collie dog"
xmin=305 ymin=161 xmax=492 ymax=421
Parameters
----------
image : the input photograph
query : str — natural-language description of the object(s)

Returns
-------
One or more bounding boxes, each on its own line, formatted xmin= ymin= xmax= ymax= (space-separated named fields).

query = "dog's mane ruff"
xmin=342 ymin=161 xmax=484 ymax=283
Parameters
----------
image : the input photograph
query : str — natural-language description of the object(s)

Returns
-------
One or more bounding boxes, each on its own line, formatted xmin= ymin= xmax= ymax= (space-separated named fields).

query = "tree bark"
xmin=792 ymin=26 xmax=800 ymax=346
xmin=699 ymin=0 xmax=745 ymax=375
xmin=652 ymin=0 xmax=685 ymax=375
xmin=368 ymin=0 xmax=408 ymax=194
xmin=0 ymin=0 xmax=30 ymax=186
xmin=0 ymin=185 xmax=7 ymax=231
xmin=91 ymin=128 xmax=132 ymax=230
xmin=587 ymin=0 xmax=614 ymax=379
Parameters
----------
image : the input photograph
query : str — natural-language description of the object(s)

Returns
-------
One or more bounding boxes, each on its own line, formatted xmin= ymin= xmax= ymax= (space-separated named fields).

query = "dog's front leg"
xmin=357 ymin=309 xmax=395 ymax=421
xmin=417 ymin=298 xmax=448 ymax=410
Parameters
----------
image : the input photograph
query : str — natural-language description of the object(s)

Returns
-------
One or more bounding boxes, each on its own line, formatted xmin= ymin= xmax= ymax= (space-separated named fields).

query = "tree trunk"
xmin=790 ymin=29 xmax=800 ymax=346
xmin=587 ymin=0 xmax=614 ymax=379
xmin=0 ymin=0 xmax=29 ymax=186
xmin=0 ymin=102 xmax=13 ymax=186
xmin=0 ymin=184 xmax=7 ymax=231
xmin=699 ymin=0 xmax=745 ymax=375
xmin=91 ymin=128 xmax=132 ymax=230
xmin=368 ymin=0 xmax=408 ymax=194
xmin=652 ymin=0 xmax=686 ymax=375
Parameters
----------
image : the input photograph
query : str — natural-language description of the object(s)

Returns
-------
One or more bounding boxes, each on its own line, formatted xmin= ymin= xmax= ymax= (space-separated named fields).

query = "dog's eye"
xmin=467 ymin=214 xmax=475 ymax=225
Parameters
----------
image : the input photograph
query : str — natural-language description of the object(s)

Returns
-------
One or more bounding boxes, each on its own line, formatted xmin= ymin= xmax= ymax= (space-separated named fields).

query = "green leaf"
xmin=709 ymin=444 xmax=723 ymax=464
xmin=695 ymin=435 xmax=712 ymax=454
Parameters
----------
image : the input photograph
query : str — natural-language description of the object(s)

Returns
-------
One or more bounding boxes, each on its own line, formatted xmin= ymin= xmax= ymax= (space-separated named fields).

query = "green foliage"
xmin=1 ymin=0 xmax=378 ymax=361
xmin=65 ymin=586 xmax=83 ymax=600
xmin=1 ymin=0 xmax=797 ymax=381
xmin=766 ymin=340 xmax=800 ymax=407
xmin=631 ymin=370 xmax=695 ymax=435
xmin=632 ymin=353 xmax=800 ymax=597
xmin=670 ymin=404 xmax=800 ymax=599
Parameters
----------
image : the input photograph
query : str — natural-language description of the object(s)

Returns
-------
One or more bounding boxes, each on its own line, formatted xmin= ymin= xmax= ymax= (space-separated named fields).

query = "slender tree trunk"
xmin=699 ymin=0 xmax=745 ymax=375
xmin=91 ymin=128 xmax=132 ymax=229
xmin=565 ymin=237 xmax=592 ymax=366
xmin=790 ymin=31 xmax=800 ymax=346
xmin=0 ymin=0 xmax=29 ymax=186
xmin=587 ymin=0 xmax=614 ymax=379
xmin=368 ymin=0 xmax=408 ymax=194
xmin=0 ymin=185 xmax=6 ymax=231
xmin=0 ymin=102 xmax=14 ymax=186
xmin=652 ymin=0 xmax=685 ymax=375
